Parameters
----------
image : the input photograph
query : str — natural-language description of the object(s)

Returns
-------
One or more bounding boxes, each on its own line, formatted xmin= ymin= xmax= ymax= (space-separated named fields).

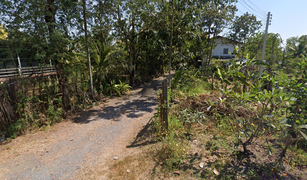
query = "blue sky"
xmin=232 ymin=0 xmax=307 ymax=45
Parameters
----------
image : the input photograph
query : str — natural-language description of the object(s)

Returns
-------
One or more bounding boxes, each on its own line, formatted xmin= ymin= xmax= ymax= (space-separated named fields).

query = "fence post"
xmin=17 ymin=53 xmax=22 ymax=76
xmin=162 ymin=79 xmax=168 ymax=130
xmin=8 ymin=78 xmax=16 ymax=102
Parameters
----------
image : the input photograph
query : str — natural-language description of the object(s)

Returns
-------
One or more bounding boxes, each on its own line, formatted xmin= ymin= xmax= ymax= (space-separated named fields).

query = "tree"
xmin=91 ymin=41 xmax=130 ymax=95
xmin=44 ymin=0 xmax=79 ymax=111
xmin=229 ymin=12 xmax=262 ymax=60
xmin=197 ymin=0 xmax=237 ymax=74
xmin=110 ymin=0 xmax=157 ymax=87
xmin=246 ymin=32 xmax=283 ymax=61
xmin=81 ymin=0 xmax=94 ymax=99
xmin=0 ymin=25 xmax=7 ymax=41
xmin=286 ymin=35 xmax=307 ymax=58
xmin=0 ymin=0 xmax=81 ymax=110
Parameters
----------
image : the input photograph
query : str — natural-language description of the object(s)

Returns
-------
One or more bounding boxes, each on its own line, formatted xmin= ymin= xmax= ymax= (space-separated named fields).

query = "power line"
xmin=246 ymin=0 xmax=267 ymax=14
xmin=240 ymin=0 xmax=266 ymax=19
xmin=242 ymin=0 xmax=266 ymax=17
xmin=238 ymin=0 xmax=266 ymax=21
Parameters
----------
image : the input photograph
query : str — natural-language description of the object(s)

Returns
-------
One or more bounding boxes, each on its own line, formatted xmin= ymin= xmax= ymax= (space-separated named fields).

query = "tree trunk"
xmin=82 ymin=0 xmax=94 ymax=99
xmin=169 ymin=0 xmax=174 ymax=87
xmin=45 ymin=0 xmax=70 ymax=111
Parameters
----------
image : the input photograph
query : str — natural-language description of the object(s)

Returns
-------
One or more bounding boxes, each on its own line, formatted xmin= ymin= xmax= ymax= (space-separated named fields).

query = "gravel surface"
xmin=0 ymin=75 xmax=168 ymax=180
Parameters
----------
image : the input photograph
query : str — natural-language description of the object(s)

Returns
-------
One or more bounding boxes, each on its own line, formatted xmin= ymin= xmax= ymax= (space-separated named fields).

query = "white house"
xmin=212 ymin=36 xmax=240 ymax=59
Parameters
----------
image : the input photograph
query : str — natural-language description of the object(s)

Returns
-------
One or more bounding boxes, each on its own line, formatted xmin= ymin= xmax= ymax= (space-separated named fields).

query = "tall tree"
xmin=81 ymin=0 xmax=94 ymax=99
xmin=246 ymin=32 xmax=283 ymax=61
xmin=229 ymin=12 xmax=262 ymax=60
xmin=111 ymin=0 xmax=157 ymax=87
xmin=198 ymin=0 xmax=237 ymax=73
xmin=286 ymin=35 xmax=307 ymax=58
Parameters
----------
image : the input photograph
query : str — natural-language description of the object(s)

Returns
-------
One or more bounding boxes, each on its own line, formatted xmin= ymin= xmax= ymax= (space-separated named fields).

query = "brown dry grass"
xmin=107 ymin=151 xmax=156 ymax=180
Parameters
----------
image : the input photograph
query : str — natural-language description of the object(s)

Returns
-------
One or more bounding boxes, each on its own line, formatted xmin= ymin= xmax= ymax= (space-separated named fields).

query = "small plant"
xmin=117 ymin=80 xmax=132 ymax=95
xmin=107 ymin=80 xmax=121 ymax=96
xmin=177 ymin=109 xmax=205 ymax=134
xmin=156 ymin=116 xmax=189 ymax=172
xmin=229 ymin=85 xmax=286 ymax=153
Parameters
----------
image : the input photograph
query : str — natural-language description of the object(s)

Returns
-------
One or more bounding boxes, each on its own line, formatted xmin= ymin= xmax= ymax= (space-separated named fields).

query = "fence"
xmin=0 ymin=66 xmax=56 ymax=81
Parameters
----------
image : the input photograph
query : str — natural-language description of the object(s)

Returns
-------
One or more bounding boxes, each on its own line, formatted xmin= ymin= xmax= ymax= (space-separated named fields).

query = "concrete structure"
xmin=212 ymin=36 xmax=240 ymax=59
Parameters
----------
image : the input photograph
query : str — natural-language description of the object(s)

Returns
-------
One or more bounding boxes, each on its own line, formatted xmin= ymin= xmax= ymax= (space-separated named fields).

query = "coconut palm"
xmin=286 ymin=35 xmax=307 ymax=58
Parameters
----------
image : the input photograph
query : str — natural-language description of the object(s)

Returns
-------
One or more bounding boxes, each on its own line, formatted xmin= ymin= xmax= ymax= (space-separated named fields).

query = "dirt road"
xmin=0 ymin=75 xmax=168 ymax=180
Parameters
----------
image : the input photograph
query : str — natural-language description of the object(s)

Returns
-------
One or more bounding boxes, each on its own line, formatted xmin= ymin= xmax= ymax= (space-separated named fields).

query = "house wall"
xmin=212 ymin=38 xmax=236 ymax=59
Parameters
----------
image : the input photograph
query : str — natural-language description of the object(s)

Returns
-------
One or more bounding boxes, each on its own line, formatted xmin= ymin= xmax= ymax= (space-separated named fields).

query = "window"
xmin=223 ymin=48 xmax=229 ymax=55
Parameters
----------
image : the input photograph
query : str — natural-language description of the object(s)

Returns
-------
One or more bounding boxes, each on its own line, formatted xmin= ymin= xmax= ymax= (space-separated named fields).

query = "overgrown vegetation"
xmin=151 ymin=55 xmax=307 ymax=178
xmin=0 ymin=0 xmax=307 ymax=178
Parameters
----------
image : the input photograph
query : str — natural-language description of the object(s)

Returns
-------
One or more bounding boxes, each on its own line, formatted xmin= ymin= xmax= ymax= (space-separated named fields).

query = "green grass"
xmin=176 ymin=81 xmax=210 ymax=96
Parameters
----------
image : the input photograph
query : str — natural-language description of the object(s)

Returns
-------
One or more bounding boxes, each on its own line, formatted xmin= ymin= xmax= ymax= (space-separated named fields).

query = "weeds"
xmin=151 ymin=60 xmax=307 ymax=178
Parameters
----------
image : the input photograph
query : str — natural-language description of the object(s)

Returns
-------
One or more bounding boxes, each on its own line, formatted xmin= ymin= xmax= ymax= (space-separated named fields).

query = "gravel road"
xmin=0 ymin=75 xmax=168 ymax=180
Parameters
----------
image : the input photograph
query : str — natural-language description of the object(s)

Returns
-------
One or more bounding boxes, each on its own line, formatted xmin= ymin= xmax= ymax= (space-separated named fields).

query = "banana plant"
xmin=240 ymin=53 xmax=268 ymax=92
xmin=214 ymin=63 xmax=248 ymax=92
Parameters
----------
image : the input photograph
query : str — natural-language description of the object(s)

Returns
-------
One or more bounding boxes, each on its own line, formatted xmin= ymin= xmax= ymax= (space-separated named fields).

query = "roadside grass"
xmin=176 ymin=80 xmax=210 ymax=96
xmin=93 ymin=66 xmax=307 ymax=179
xmin=149 ymin=83 xmax=307 ymax=179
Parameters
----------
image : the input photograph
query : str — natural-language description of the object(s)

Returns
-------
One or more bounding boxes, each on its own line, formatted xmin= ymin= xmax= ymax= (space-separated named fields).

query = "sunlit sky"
xmin=232 ymin=0 xmax=307 ymax=45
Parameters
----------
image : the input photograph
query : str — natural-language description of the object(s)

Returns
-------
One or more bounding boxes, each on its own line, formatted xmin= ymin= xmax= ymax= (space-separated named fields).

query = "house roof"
xmin=213 ymin=36 xmax=242 ymax=45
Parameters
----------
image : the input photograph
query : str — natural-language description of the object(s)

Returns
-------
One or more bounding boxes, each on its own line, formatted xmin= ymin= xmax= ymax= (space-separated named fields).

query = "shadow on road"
xmin=72 ymin=99 xmax=157 ymax=124
xmin=126 ymin=116 xmax=158 ymax=148
xmin=72 ymin=74 xmax=170 ymax=125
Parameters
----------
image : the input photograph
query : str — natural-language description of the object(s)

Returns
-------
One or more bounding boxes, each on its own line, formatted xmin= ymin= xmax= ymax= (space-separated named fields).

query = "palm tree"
xmin=286 ymin=35 xmax=307 ymax=58
xmin=91 ymin=41 xmax=131 ymax=95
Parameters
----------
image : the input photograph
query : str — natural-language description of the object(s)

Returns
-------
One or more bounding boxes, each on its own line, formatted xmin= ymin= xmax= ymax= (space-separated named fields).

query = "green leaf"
xmin=264 ymin=114 xmax=273 ymax=118
xmin=235 ymin=76 xmax=249 ymax=86
xmin=279 ymin=118 xmax=288 ymax=124
xmin=280 ymin=127 xmax=287 ymax=136
xmin=223 ymin=79 xmax=231 ymax=85
xmin=299 ymin=130 xmax=307 ymax=141
xmin=217 ymin=68 xmax=222 ymax=79
xmin=298 ymin=124 xmax=307 ymax=129
xmin=283 ymin=124 xmax=292 ymax=127
xmin=253 ymin=60 xmax=268 ymax=66
xmin=265 ymin=137 xmax=272 ymax=155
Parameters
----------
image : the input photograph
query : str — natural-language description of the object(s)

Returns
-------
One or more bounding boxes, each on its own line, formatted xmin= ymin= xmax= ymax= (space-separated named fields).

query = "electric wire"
xmin=242 ymin=0 xmax=267 ymax=17
xmin=246 ymin=0 xmax=267 ymax=14
xmin=238 ymin=0 xmax=266 ymax=20
xmin=237 ymin=0 xmax=266 ymax=21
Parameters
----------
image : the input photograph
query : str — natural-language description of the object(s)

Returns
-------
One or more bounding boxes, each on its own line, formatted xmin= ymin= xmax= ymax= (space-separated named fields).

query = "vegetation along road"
xmin=0 ymin=75 xmax=168 ymax=180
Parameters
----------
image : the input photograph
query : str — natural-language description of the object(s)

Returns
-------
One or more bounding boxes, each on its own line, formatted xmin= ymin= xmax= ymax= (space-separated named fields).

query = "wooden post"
xmin=162 ymin=79 xmax=168 ymax=130
xmin=17 ymin=53 xmax=22 ymax=76
xmin=8 ymin=78 xmax=16 ymax=102
xmin=159 ymin=93 xmax=164 ymax=126
xmin=38 ymin=78 xmax=46 ymax=111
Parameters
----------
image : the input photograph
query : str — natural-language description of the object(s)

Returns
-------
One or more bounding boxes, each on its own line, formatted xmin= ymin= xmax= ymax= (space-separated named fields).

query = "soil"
xmin=0 ymin=74 xmax=169 ymax=180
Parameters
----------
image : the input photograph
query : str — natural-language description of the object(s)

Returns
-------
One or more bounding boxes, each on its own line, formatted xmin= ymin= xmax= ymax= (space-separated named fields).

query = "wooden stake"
xmin=162 ymin=79 xmax=168 ymax=130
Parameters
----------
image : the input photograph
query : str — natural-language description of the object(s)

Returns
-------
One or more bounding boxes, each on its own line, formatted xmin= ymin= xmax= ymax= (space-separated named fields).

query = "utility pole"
xmin=258 ymin=12 xmax=272 ymax=78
